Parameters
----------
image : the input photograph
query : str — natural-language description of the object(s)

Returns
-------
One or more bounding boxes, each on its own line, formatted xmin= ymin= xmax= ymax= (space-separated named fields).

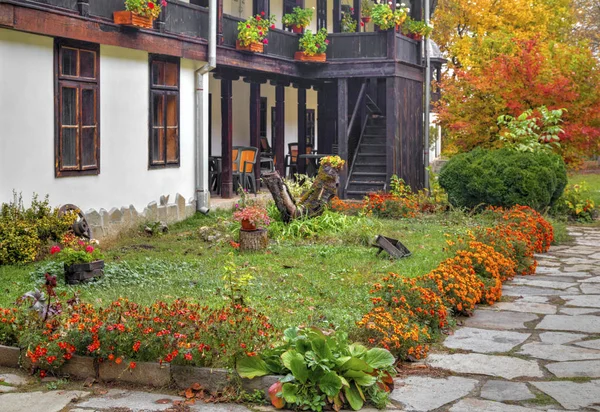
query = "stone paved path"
xmin=0 ymin=226 xmax=598 ymax=411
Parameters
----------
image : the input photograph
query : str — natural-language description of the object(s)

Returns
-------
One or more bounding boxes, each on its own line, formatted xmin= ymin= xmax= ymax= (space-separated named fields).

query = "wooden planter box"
xmin=294 ymin=51 xmax=326 ymax=63
xmin=236 ymin=40 xmax=264 ymax=53
xmin=113 ymin=11 xmax=154 ymax=29
xmin=65 ymin=260 xmax=104 ymax=285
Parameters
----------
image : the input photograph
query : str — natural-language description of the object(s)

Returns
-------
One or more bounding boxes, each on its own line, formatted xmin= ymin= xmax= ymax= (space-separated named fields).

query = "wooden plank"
xmin=336 ymin=78 xmax=348 ymax=197
xmin=333 ymin=0 xmax=340 ymax=33
xmin=0 ymin=4 xmax=15 ymax=27
xmin=275 ymin=85 xmax=285 ymax=176
xmin=250 ymin=82 xmax=261 ymax=187
xmin=217 ymin=0 xmax=224 ymax=44
xmin=385 ymin=76 xmax=399 ymax=182
xmin=297 ymin=88 xmax=307 ymax=175
xmin=220 ymin=78 xmax=234 ymax=198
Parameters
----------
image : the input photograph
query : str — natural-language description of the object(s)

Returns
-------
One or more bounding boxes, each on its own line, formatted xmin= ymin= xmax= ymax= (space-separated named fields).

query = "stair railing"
xmin=347 ymin=81 xmax=367 ymax=140
xmin=345 ymin=88 xmax=372 ymax=194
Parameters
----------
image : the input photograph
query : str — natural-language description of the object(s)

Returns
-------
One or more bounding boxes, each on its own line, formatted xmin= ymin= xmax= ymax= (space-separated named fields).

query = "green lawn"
xmin=568 ymin=171 xmax=600 ymax=206
xmin=0 ymin=210 xmax=486 ymax=333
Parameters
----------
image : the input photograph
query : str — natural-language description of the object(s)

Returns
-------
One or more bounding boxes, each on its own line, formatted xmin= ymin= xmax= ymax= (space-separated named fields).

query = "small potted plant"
xmin=114 ymin=0 xmax=166 ymax=29
xmin=282 ymin=7 xmax=314 ymax=33
xmin=361 ymin=0 xmax=373 ymax=23
xmin=51 ymin=232 xmax=104 ymax=285
xmin=371 ymin=1 xmax=395 ymax=30
xmin=402 ymin=16 xmax=432 ymax=40
xmin=236 ymin=11 xmax=275 ymax=53
xmin=295 ymin=28 xmax=329 ymax=62
xmin=341 ymin=7 xmax=357 ymax=32
xmin=393 ymin=3 xmax=409 ymax=31
xmin=233 ymin=205 xmax=271 ymax=231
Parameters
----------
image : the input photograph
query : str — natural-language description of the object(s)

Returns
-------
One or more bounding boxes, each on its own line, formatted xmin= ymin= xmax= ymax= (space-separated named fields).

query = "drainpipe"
xmin=195 ymin=0 xmax=217 ymax=211
xmin=423 ymin=0 xmax=431 ymax=191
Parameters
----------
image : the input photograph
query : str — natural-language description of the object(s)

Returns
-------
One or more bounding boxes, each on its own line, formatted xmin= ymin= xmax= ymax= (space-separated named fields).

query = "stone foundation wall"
xmin=84 ymin=193 xmax=196 ymax=240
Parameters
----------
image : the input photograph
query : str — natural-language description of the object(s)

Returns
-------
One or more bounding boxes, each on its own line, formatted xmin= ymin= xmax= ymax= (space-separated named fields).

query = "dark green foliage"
xmin=439 ymin=148 xmax=567 ymax=211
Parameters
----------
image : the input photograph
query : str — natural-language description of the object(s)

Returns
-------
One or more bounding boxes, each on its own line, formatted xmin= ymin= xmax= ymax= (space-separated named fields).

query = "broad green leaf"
xmin=349 ymin=343 xmax=367 ymax=358
xmin=280 ymin=373 xmax=295 ymax=383
xmin=236 ymin=355 xmax=269 ymax=379
xmin=335 ymin=356 xmax=352 ymax=367
xmin=364 ymin=348 xmax=395 ymax=369
xmin=282 ymin=383 xmax=299 ymax=403
xmin=295 ymin=338 xmax=311 ymax=355
xmin=311 ymin=337 xmax=333 ymax=360
xmin=343 ymin=370 xmax=377 ymax=387
xmin=344 ymin=384 xmax=364 ymax=410
xmin=340 ymin=357 xmax=373 ymax=373
xmin=284 ymin=327 xmax=298 ymax=342
xmin=281 ymin=350 xmax=309 ymax=384
xmin=340 ymin=376 xmax=350 ymax=387
xmin=318 ymin=371 xmax=343 ymax=397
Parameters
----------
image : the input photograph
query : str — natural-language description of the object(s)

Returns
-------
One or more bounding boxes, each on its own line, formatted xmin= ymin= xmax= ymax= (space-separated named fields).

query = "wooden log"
xmin=239 ymin=229 xmax=268 ymax=251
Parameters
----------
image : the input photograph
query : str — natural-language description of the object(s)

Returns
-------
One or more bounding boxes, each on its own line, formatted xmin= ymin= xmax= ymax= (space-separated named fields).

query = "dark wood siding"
xmin=396 ymin=34 xmax=421 ymax=66
xmin=326 ymin=32 xmax=387 ymax=60
xmin=397 ymin=77 xmax=424 ymax=189
xmin=89 ymin=0 xmax=122 ymax=19
xmin=165 ymin=2 xmax=209 ymax=39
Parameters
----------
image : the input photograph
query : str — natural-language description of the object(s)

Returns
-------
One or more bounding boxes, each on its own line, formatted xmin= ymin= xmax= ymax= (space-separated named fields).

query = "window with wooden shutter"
xmin=149 ymin=55 xmax=180 ymax=168
xmin=55 ymin=40 xmax=100 ymax=177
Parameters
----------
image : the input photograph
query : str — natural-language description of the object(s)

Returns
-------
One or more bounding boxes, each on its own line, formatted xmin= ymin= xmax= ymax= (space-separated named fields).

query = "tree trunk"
xmin=262 ymin=163 xmax=341 ymax=223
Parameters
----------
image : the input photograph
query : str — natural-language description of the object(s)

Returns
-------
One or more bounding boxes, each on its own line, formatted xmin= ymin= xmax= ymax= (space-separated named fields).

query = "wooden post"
xmin=297 ymin=87 xmax=307 ymax=175
xmin=220 ymin=78 xmax=233 ymax=198
xmin=156 ymin=1 xmax=166 ymax=32
xmin=385 ymin=77 xmax=398 ymax=184
xmin=337 ymin=78 xmax=348 ymax=198
xmin=250 ymin=82 xmax=261 ymax=189
xmin=333 ymin=0 xmax=341 ymax=33
xmin=275 ymin=84 xmax=285 ymax=176
xmin=353 ymin=0 xmax=361 ymax=32
xmin=77 ymin=0 xmax=89 ymax=17
xmin=217 ymin=0 xmax=224 ymax=45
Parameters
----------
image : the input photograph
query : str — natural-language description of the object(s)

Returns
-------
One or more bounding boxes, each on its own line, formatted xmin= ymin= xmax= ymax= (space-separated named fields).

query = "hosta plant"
xmin=237 ymin=327 xmax=396 ymax=411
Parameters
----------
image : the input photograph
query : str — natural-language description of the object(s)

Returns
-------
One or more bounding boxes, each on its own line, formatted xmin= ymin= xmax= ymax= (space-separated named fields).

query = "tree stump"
xmin=239 ymin=229 xmax=268 ymax=251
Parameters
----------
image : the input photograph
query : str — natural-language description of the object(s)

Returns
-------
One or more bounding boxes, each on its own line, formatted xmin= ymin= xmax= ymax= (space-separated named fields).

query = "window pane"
xmin=61 ymin=47 xmax=78 ymax=76
xmin=164 ymin=62 xmax=178 ymax=86
xmin=151 ymin=128 xmax=165 ymax=163
xmin=62 ymin=87 xmax=78 ymax=126
xmin=80 ymin=50 xmax=96 ymax=79
xmin=81 ymin=127 xmax=97 ymax=167
xmin=61 ymin=127 xmax=78 ymax=167
xmin=153 ymin=93 xmax=165 ymax=126
xmin=166 ymin=94 xmax=178 ymax=126
xmin=152 ymin=61 xmax=165 ymax=86
xmin=81 ymin=89 xmax=95 ymax=126
xmin=166 ymin=127 xmax=178 ymax=162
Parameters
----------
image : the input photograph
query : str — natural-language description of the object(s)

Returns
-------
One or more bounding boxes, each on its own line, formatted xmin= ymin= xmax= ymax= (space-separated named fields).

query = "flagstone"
xmin=531 ymin=380 xmax=600 ymax=410
xmin=536 ymin=315 xmax=600 ymax=333
xmin=539 ymin=331 xmax=587 ymax=344
xmin=390 ymin=376 xmax=478 ymax=411
xmin=517 ymin=342 xmax=600 ymax=361
xmin=427 ymin=353 xmax=543 ymax=379
xmin=448 ymin=398 xmax=540 ymax=412
xmin=508 ymin=278 xmax=577 ymax=290
xmin=575 ymin=339 xmax=600 ymax=350
xmin=581 ymin=283 xmax=600 ymax=294
xmin=443 ymin=327 xmax=530 ymax=353
xmin=545 ymin=360 xmax=600 ymax=378
xmin=464 ymin=310 xmax=538 ymax=330
xmin=561 ymin=294 xmax=600 ymax=308
xmin=491 ymin=301 xmax=556 ymax=315
xmin=559 ymin=307 xmax=600 ymax=315
xmin=479 ymin=380 xmax=535 ymax=402
xmin=503 ymin=286 xmax=569 ymax=296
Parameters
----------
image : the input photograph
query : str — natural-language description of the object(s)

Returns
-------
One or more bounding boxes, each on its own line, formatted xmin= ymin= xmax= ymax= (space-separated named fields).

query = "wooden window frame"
xmin=306 ymin=109 xmax=316 ymax=147
xmin=54 ymin=39 xmax=100 ymax=178
xmin=148 ymin=54 xmax=180 ymax=169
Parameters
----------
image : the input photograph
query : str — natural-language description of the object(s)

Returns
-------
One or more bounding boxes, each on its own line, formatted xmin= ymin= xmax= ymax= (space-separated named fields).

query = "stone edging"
xmin=0 ymin=344 xmax=277 ymax=394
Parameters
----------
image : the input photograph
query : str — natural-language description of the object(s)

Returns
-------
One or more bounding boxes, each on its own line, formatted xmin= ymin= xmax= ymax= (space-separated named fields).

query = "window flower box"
xmin=294 ymin=51 xmax=326 ymax=62
xmin=113 ymin=11 xmax=154 ymax=29
xmin=235 ymin=40 xmax=265 ymax=53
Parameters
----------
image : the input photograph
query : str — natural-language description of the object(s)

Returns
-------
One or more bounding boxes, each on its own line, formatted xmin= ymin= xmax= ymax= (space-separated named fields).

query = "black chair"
xmin=285 ymin=143 xmax=314 ymax=178
xmin=209 ymin=157 xmax=222 ymax=195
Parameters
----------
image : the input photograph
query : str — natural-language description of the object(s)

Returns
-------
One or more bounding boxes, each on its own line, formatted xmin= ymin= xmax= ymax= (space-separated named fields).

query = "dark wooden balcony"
xmin=2 ymin=0 xmax=424 ymax=79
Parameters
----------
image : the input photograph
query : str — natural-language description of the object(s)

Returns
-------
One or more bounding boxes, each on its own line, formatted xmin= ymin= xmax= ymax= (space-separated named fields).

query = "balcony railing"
xmin=326 ymin=32 xmax=388 ymax=60
xmin=11 ymin=0 xmax=422 ymax=67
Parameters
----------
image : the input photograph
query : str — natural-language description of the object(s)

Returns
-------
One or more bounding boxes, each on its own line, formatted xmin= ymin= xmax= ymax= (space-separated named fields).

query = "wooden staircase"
xmin=345 ymin=97 xmax=387 ymax=200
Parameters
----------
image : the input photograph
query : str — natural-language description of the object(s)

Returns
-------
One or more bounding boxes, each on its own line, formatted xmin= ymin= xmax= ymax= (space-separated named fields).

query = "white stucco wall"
xmin=208 ymin=75 xmax=318 ymax=159
xmin=0 ymin=29 xmax=202 ymax=212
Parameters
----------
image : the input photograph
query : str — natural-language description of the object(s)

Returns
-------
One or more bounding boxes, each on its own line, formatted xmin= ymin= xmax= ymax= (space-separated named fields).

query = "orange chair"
xmin=233 ymin=146 xmax=258 ymax=194
xmin=285 ymin=143 xmax=313 ymax=178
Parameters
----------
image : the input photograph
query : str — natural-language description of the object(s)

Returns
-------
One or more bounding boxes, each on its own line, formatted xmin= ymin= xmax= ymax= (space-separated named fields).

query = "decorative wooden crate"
xmin=65 ymin=260 xmax=104 ymax=285
xmin=294 ymin=51 xmax=327 ymax=63
xmin=236 ymin=40 xmax=264 ymax=53
xmin=113 ymin=11 xmax=154 ymax=29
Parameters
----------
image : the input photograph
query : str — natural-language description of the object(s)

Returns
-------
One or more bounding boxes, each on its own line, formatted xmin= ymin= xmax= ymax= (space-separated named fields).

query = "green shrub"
xmin=551 ymin=182 xmax=598 ymax=222
xmin=0 ymin=193 xmax=75 ymax=265
xmin=439 ymin=148 xmax=567 ymax=211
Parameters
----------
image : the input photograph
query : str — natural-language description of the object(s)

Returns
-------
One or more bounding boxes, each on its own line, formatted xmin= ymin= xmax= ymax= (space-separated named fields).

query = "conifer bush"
xmin=439 ymin=148 xmax=567 ymax=211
